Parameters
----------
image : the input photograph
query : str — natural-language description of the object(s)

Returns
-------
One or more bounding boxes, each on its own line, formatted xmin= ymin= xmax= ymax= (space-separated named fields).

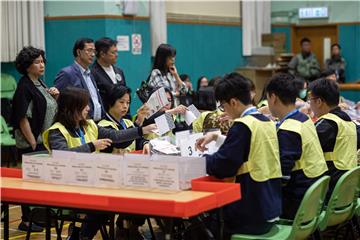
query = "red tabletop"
xmin=1 ymin=168 xmax=240 ymax=218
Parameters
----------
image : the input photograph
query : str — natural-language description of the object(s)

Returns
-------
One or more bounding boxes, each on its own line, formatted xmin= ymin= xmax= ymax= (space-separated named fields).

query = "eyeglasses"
xmin=307 ymin=97 xmax=320 ymax=104
xmin=218 ymin=102 xmax=225 ymax=112
xmin=83 ymin=48 xmax=96 ymax=54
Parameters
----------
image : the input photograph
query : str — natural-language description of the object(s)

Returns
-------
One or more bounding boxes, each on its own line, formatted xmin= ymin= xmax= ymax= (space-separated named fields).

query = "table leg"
xmin=46 ymin=207 xmax=51 ymax=240
xmin=218 ymin=208 xmax=224 ymax=240
xmin=3 ymin=203 xmax=9 ymax=240
xmin=164 ymin=218 xmax=173 ymax=240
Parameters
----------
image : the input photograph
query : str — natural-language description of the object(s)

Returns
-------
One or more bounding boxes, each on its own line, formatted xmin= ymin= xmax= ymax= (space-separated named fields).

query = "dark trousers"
xmin=17 ymin=144 xmax=46 ymax=222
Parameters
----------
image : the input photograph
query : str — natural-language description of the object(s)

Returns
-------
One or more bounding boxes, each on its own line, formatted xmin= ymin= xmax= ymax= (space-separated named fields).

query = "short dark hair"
xmin=331 ymin=43 xmax=341 ymax=50
xmin=95 ymin=37 xmax=117 ymax=58
xmin=215 ymin=72 xmax=252 ymax=105
xmin=179 ymin=74 xmax=189 ymax=82
xmin=54 ymin=87 xmax=90 ymax=129
xmin=105 ymin=85 xmax=131 ymax=111
xmin=308 ymin=78 xmax=339 ymax=107
xmin=300 ymin=37 xmax=311 ymax=45
xmin=266 ymin=73 xmax=298 ymax=105
xmin=15 ymin=46 xmax=46 ymax=75
xmin=320 ymin=69 xmax=336 ymax=78
xmin=73 ymin=38 xmax=94 ymax=57
xmin=208 ymin=76 xmax=222 ymax=87
xmin=153 ymin=44 xmax=176 ymax=73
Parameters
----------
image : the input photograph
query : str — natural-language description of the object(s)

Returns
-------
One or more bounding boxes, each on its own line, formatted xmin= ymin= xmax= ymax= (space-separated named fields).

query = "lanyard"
xmin=242 ymin=107 xmax=258 ymax=117
xmin=75 ymin=128 xmax=86 ymax=145
xmin=276 ymin=109 xmax=299 ymax=129
xmin=118 ymin=119 xmax=127 ymax=129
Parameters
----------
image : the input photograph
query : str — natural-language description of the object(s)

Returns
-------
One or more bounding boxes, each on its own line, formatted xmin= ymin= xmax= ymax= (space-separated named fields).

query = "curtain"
xmin=1 ymin=0 xmax=45 ymax=62
xmin=149 ymin=0 xmax=167 ymax=57
xmin=242 ymin=1 xmax=271 ymax=56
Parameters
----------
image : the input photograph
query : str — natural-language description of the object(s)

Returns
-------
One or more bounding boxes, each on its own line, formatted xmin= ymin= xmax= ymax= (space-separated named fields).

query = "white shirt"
xmin=101 ymin=65 xmax=117 ymax=84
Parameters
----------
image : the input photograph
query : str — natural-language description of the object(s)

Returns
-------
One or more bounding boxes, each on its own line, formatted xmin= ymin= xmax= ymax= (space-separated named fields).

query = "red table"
xmin=1 ymin=168 xmax=240 ymax=239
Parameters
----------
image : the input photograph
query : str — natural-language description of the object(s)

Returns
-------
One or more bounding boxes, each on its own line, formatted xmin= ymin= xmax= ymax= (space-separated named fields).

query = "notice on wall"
xmin=117 ymin=35 xmax=130 ymax=51
xmin=132 ymin=34 xmax=142 ymax=55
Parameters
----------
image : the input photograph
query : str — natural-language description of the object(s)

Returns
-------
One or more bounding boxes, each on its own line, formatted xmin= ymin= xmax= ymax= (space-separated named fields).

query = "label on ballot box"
xmin=124 ymin=154 xmax=151 ymax=188
xmin=44 ymin=157 xmax=70 ymax=184
xmin=94 ymin=153 xmax=123 ymax=188
xmin=150 ymin=155 xmax=179 ymax=191
xmin=22 ymin=153 xmax=46 ymax=181
xmin=68 ymin=152 xmax=96 ymax=186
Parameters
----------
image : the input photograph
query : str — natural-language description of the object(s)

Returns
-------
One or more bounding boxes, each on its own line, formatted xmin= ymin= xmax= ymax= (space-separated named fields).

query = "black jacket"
xmin=12 ymin=75 xmax=48 ymax=141
xmin=91 ymin=61 xmax=126 ymax=102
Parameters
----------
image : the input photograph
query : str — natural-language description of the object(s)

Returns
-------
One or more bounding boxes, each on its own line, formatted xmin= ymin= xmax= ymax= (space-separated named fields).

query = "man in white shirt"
xmin=91 ymin=37 xmax=126 ymax=104
xmin=54 ymin=38 xmax=105 ymax=121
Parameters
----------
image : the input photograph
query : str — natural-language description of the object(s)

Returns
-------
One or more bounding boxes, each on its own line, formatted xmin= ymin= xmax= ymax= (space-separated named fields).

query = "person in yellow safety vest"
xmin=42 ymin=87 xmax=156 ymax=239
xmin=141 ymin=87 xmax=188 ymax=140
xmin=308 ymin=78 xmax=360 ymax=201
xmin=195 ymin=72 xmax=282 ymax=238
xmin=266 ymin=73 xmax=328 ymax=219
xmin=98 ymin=85 xmax=151 ymax=154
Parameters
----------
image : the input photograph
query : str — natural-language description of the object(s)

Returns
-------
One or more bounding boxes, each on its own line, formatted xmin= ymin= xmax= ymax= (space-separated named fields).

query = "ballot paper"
xmin=175 ymin=130 xmax=190 ymax=147
xmin=94 ymin=153 xmax=123 ymax=188
xmin=184 ymin=104 xmax=201 ymax=125
xmin=150 ymin=155 xmax=179 ymax=191
xmin=147 ymin=87 xmax=169 ymax=117
xmin=180 ymin=133 xmax=204 ymax=157
xmin=150 ymin=138 xmax=180 ymax=155
xmin=44 ymin=156 xmax=70 ymax=184
xmin=22 ymin=153 xmax=46 ymax=181
xmin=154 ymin=112 xmax=175 ymax=135
xmin=124 ymin=154 xmax=151 ymax=188
xmin=68 ymin=152 xmax=96 ymax=186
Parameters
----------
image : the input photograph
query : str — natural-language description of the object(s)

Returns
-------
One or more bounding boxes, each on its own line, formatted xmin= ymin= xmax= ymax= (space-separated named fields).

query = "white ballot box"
xmin=124 ymin=154 xmax=151 ymax=188
xmin=67 ymin=152 xmax=96 ymax=187
xmin=94 ymin=153 xmax=124 ymax=188
xmin=150 ymin=154 xmax=206 ymax=191
xmin=22 ymin=152 xmax=48 ymax=181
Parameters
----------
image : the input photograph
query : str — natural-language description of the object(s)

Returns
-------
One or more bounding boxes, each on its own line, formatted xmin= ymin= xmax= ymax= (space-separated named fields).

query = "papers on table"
xmin=149 ymin=138 xmax=180 ymax=155
xmin=21 ymin=150 xmax=206 ymax=191
xmin=147 ymin=87 xmax=169 ymax=117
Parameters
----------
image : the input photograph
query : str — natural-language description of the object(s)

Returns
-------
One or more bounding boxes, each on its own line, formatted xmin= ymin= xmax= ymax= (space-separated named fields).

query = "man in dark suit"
xmin=54 ymin=38 xmax=105 ymax=121
xmin=91 ymin=37 xmax=126 ymax=103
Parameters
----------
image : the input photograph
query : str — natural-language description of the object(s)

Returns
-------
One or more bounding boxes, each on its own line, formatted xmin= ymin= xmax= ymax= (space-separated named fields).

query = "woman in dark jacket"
xmin=11 ymin=46 xmax=59 ymax=232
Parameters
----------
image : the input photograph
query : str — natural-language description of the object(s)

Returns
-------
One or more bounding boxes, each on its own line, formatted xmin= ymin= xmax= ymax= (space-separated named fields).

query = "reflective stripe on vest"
xmin=43 ymin=120 xmax=98 ymax=152
xmin=279 ymin=117 xmax=328 ymax=178
xmin=98 ymin=118 xmax=136 ymax=153
xmin=319 ymin=113 xmax=357 ymax=170
xmin=233 ymin=115 xmax=282 ymax=182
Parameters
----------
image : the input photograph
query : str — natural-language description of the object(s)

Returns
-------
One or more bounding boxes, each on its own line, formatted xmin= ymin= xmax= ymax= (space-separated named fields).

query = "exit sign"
xmin=299 ymin=7 xmax=328 ymax=19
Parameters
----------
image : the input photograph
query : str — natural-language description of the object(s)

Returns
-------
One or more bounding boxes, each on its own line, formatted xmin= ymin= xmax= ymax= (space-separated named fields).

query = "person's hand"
xmin=169 ymin=64 xmax=178 ymax=76
xmin=142 ymin=143 xmax=150 ymax=154
xmin=167 ymin=105 xmax=187 ymax=115
xmin=338 ymin=102 xmax=349 ymax=110
xmin=135 ymin=104 xmax=150 ymax=126
xmin=218 ymin=112 xmax=231 ymax=123
xmin=142 ymin=124 xmax=157 ymax=135
xmin=30 ymin=141 xmax=37 ymax=151
xmin=92 ymin=138 xmax=112 ymax=150
xmin=195 ymin=132 xmax=219 ymax=152
xmin=47 ymin=87 xmax=60 ymax=99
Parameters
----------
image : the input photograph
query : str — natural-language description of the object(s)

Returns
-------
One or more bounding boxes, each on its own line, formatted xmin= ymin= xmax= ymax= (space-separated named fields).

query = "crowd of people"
xmin=8 ymin=36 xmax=360 ymax=239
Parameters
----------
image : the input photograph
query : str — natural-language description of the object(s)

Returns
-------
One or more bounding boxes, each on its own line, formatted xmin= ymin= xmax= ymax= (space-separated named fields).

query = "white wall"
xmin=166 ymin=1 xmax=240 ymax=18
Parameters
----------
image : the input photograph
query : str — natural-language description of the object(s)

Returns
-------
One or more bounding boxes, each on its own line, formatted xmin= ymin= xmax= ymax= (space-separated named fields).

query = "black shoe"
xmin=18 ymin=221 xmax=44 ymax=232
